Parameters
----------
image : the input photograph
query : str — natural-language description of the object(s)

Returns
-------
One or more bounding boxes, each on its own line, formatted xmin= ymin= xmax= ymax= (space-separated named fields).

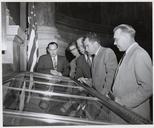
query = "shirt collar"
xmin=84 ymin=54 xmax=92 ymax=62
xmin=84 ymin=54 xmax=88 ymax=60
xmin=126 ymin=42 xmax=137 ymax=54
xmin=51 ymin=55 xmax=57 ymax=61
xmin=95 ymin=46 xmax=101 ymax=56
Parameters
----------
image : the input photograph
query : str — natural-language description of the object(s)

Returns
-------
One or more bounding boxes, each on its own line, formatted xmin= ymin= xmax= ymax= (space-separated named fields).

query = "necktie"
xmin=91 ymin=54 xmax=95 ymax=63
xmin=88 ymin=55 xmax=95 ymax=78
xmin=87 ymin=55 xmax=92 ymax=67
xmin=52 ymin=56 xmax=57 ymax=70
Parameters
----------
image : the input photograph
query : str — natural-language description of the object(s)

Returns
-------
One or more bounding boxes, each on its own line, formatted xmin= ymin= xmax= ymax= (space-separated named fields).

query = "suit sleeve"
xmin=74 ymin=58 xmax=83 ymax=79
xmin=103 ymin=49 xmax=118 ymax=95
xmin=121 ymin=51 xmax=152 ymax=108
xmin=36 ymin=56 xmax=50 ymax=74
xmin=62 ymin=58 xmax=70 ymax=77
xmin=69 ymin=59 xmax=76 ymax=78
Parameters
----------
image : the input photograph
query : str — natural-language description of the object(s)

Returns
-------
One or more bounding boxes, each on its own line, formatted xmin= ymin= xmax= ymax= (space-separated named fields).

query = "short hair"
xmin=76 ymin=37 xmax=85 ymax=50
xmin=68 ymin=42 xmax=77 ymax=51
xmin=84 ymin=32 xmax=100 ymax=44
xmin=46 ymin=42 xmax=58 ymax=54
xmin=113 ymin=24 xmax=136 ymax=38
xmin=76 ymin=37 xmax=85 ymax=44
xmin=69 ymin=41 xmax=77 ymax=48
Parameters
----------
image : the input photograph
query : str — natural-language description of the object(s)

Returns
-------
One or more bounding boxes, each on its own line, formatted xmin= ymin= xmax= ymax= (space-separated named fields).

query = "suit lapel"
xmin=121 ymin=43 xmax=139 ymax=65
xmin=83 ymin=55 xmax=87 ymax=64
xmin=57 ymin=55 xmax=60 ymax=70
xmin=115 ymin=43 xmax=139 ymax=78
xmin=48 ymin=54 xmax=54 ymax=68
xmin=92 ymin=47 xmax=104 ymax=73
xmin=82 ymin=55 xmax=90 ymax=69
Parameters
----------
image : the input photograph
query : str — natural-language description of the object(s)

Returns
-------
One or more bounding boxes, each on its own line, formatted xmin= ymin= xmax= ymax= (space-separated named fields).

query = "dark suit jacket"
xmin=92 ymin=47 xmax=117 ymax=95
xmin=36 ymin=54 xmax=69 ymax=76
xmin=75 ymin=55 xmax=91 ymax=79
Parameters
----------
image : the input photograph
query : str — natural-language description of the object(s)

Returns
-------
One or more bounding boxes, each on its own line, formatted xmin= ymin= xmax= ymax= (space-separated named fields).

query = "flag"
xmin=27 ymin=2 xmax=39 ymax=72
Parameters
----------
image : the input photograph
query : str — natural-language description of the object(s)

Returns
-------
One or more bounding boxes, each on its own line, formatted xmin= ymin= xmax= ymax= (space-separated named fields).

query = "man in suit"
xmin=82 ymin=33 xmax=118 ymax=96
xmin=75 ymin=37 xmax=92 ymax=79
xmin=36 ymin=42 xmax=69 ymax=110
xmin=112 ymin=24 xmax=152 ymax=120
xmin=36 ymin=42 xmax=69 ymax=76
xmin=60 ymin=37 xmax=92 ymax=115
xmin=78 ymin=32 xmax=117 ymax=121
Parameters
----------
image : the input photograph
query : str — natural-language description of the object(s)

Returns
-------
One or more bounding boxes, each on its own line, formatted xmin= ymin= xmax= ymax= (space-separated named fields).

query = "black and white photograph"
xmin=1 ymin=1 xmax=153 ymax=127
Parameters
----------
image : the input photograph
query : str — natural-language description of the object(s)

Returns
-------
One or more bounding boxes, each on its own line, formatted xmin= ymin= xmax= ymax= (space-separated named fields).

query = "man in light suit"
xmin=82 ymin=33 xmax=118 ymax=96
xmin=78 ymin=32 xmax=117 ymax=121
xmin=36 ymin=42 xmax=69 ymax=76
xmin=112 ymin=24 xmax=152 ymax=120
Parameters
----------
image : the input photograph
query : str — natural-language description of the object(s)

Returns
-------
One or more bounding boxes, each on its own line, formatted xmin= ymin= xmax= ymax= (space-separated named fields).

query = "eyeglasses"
xmin=70 ymin=48 xmax=77 ymax=51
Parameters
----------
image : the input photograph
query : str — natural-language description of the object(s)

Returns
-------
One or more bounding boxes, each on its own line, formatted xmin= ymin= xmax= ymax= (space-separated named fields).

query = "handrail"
xmin=3 ymin=86 xmax=99 ymax=101
xmin=3 ymin=72 xmax=73 ymax=84
xmin=3 ymin=72 xmax=152 ymax=124
xmin=13 ymin=79 xmax=84 ymax=90
xmin=72 ymin=78 xmax=152 ymax=124
xmin=4 ymin=109 xmax=113 ymax=125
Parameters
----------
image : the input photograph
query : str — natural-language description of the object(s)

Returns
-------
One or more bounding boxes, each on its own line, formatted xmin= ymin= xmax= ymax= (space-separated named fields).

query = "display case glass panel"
xmin=3 ymin=72 xmax=151 ymax=126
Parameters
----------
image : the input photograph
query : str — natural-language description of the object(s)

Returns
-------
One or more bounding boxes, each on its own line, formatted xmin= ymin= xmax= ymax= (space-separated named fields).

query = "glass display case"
xmin=3 ymin=72 xmax=151 ymax=126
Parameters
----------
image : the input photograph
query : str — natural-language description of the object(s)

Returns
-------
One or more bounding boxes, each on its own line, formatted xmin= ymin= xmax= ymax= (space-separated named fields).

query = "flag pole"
xmin=26 ymin=2 xmax=38 ymax=103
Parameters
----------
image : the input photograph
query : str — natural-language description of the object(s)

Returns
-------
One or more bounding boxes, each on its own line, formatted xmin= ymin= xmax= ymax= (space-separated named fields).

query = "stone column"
xmin=36 ymin=2 xmax=55 ymax=26
xmin=35 ymin=2 xmax=68 ymax=57
xmin=20 ymin=2 xmax=27 ymax=31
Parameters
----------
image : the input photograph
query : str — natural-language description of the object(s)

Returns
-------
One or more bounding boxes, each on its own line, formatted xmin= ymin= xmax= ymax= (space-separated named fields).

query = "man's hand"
xmin=50 ymin=70 xmax=62 ymax=76
xmin=78 ymin=77 xmax=92 ymax=87
xmin=115 ymin=97 xmax=124 ymax=106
